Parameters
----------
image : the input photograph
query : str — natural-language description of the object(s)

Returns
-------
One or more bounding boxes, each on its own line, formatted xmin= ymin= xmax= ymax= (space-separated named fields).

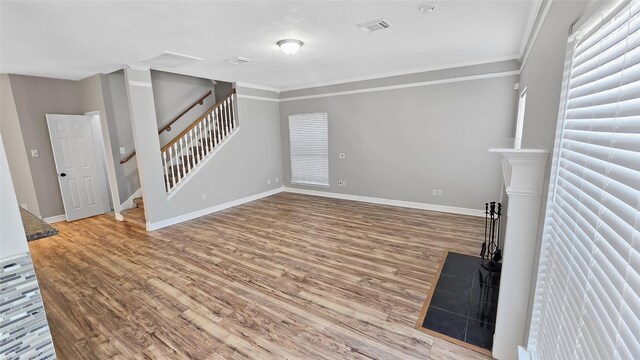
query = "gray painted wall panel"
xmin=102 ymin=70 xmax=140 ymax=204
xmin=236 ymin=86 xmax=278 ymax=99
xmin=280 ymin=75 xmax=518 ymax=211
xmin=0 ymin=75 xmax=41 ymax=217
xmin=280 ymin=59 xmax=521 ymax=98
xmin=152 ymin=96 xmax=283 ymax=222
xmin=151 ymin=70 xmax=217 ymax=146
xmin=9 ymin=74 xmax=84 ymax=218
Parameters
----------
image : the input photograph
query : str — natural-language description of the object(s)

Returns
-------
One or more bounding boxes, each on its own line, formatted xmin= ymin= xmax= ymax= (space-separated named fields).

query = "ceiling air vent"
xmin=357 ymin=18 xmax=391 ymax=33
xmin=139 ymin=51 xmax=203 ymax=68
xmin=227 ymin=57 xmax=251 ymax=65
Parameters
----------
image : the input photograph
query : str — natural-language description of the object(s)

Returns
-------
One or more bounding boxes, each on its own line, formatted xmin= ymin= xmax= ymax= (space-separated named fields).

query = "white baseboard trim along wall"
xmin=283 ymin=187 xmax=485 ymax=217
xmin=146 ymin=185 xmax=485 ymax=230
xmin=43 ymin=214 xmax=66 ymax=224
xmin=146 ymin=187 xmax=285 ymax=231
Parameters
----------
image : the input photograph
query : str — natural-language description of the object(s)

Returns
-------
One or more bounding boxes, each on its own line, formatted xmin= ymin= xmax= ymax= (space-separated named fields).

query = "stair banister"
xmin=161 ymin=89 xmax=238 ymax=193
xmin=160 ymin=89 xmax=236 ymax=153
xmin=120 ymin=89 xmax=213 ymax=164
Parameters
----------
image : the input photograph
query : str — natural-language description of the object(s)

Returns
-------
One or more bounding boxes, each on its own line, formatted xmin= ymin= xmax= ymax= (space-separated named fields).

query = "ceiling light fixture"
xmin=418 ymin=4 xmax=438 ymax=14
xmin=277 ymin=39 xmax=303 ymax=55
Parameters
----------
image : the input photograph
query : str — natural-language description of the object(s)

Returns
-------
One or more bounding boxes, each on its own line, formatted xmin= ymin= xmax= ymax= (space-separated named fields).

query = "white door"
xmin=46 ymin=114 xmax=109 ymax=221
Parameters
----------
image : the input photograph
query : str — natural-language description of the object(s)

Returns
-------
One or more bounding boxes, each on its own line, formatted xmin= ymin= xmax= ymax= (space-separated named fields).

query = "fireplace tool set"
xmin=480 ymin=201 xmax=502 ymax=272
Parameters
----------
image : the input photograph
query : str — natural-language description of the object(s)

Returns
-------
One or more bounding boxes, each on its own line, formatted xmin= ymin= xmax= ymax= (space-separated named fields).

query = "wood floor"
xmin=29 ymin=192 xmax=491 ymax=360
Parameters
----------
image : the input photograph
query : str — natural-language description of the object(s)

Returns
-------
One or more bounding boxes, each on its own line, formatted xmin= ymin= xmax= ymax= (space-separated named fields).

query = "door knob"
xmin=60 ymin=173 xmax=66 ymax=177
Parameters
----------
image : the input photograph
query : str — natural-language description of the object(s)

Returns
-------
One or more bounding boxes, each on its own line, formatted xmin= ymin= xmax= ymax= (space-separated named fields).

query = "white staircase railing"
xmin=161 ymin=89 xmax=237 ymax=194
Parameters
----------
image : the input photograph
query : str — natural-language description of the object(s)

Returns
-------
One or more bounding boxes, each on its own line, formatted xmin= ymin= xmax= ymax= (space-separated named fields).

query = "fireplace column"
xmin=488 ymin=147 xmax=549 ymax=360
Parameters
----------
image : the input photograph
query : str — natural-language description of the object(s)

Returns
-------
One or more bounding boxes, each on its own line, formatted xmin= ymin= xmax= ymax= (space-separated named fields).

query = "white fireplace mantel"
xmin=488 ymin=147 xmax=549 ymax=360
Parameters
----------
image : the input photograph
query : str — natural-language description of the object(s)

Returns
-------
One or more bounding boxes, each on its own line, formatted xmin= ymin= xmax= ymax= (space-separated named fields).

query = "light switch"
xmin=30 ymin=149 xmax=39 ymax=158
xmin=119 ymin=147 xmax=126 ymax=155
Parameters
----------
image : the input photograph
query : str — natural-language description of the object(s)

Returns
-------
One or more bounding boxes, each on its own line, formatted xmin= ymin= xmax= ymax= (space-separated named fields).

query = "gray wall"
xmin=102 ymin=70 xmax=140 ymax=204
xmin=0 ymin=74 xmax=41 ymax=217
xmin=279 ymin=73 xmax=518 ymax=211
xmin=214 ymin=81 xmax=234 ymax=102
xmin=518 ymin=0 xmax=592 ymax=344
xmin=9 ymin=74 xmax=84 ymax=218
xmin=160 ymin=95 xmax=283 ymax=222
xmin=150 ymin=70 xmax=217 ymax=146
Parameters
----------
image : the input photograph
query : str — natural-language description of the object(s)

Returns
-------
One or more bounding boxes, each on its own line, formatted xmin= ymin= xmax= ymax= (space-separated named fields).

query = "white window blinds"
xmin=289 ymin=113 xmax=329 ymax=186
xmin=531 ymin=1 xmax=640 ymax=359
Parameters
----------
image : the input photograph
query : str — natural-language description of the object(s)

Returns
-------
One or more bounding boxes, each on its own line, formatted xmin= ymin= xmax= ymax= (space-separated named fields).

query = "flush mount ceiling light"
xmin=277 ymin=39 xmax=303 ymax=55
xmin=418 ymin=4 xmax=438 ymax=14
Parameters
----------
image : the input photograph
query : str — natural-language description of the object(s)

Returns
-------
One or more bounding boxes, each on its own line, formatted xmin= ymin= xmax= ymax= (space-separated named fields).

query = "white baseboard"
xmin=283 ymin=187 xmax=485 ymax=217
xmin=43 ymin=214 xmax=66 ymax=224
xmin=121 ymin=188 xmax=142 ymax=210
xmin=146 ymin=187 xmax=284 ymax=231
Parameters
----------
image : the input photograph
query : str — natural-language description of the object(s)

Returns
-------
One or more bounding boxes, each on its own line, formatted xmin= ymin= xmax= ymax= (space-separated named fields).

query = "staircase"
xmin=122 ymin=197 xmax=145 ymax=228
xmin=161 ymin=89 xmax=237 ymax=196
xmin=119 ymin=89 xmax=238 ymax=228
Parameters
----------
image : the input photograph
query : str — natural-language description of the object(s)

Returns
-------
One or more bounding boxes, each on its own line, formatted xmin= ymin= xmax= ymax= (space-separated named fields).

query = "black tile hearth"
xmin=430 ymin=288 xmax=471 ymax=316
xmin=422 ymin=307 xmax=467 ymax=341
xmin=418 ymin=252 xmax=500 ymax=353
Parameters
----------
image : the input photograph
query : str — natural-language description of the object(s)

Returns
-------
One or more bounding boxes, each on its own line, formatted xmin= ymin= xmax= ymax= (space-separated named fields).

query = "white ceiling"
xmin=0 ymin=1 xmax=539 ymax=90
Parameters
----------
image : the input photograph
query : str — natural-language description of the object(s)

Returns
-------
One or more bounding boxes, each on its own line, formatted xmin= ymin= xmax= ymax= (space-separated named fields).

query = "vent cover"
xmin=356 ymin=18 xmax=391 ymax=33
xmin=227 ymin=56 xmax=251 ymax=65
xmin=140 ymin=51 xmax=203 ymax=68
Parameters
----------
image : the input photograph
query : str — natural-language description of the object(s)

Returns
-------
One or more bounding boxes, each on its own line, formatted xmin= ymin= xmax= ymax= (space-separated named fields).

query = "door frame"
xmin=85 ymin=111 xmax=123 ymax=221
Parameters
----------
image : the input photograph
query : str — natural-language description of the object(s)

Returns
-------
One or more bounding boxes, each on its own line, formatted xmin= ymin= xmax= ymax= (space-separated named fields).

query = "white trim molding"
xmin=147 ymin=187 xmax=285 ymax=231
xmin=43 ymin=214 xmax=66 ymax=224
xmin=236 ymin=94 xmax=280 ymax=102
xmin=520 ymin=0 xmax=554 ymax=70
xmin=279 ymin=70 xmax=520 ymax=102
xmin=283 ymin=187 xmax=485 ymax=217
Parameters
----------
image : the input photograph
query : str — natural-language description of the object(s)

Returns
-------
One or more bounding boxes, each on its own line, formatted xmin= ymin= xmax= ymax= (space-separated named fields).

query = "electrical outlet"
xmin=437 ymin=189 xmax=443 ymax=197
xmin=432 ymin=189 xmax=438 ymax=196
xmin=201 ymin=193 xmax=206 ymax=200
xmin=267 ymin=179 xmax=271 ymax=185
xmin=275 ymin=177 xmax=279 ymax=183
xmin=342 ymin=180 xmax=347 ymax=187
xmin=30 ymin=149 xmax=39 ymax=158
xmin=120 ymin=147 xmax=126 ymax=155
xmin=339 ymin=153 xmax=346 ymax=159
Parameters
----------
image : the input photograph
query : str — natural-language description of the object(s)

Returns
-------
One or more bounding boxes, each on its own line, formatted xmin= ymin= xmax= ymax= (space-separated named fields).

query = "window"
xmin=514 ymin=87 xmax=527 ymax=149
xmin=529 ymin=2 xmax=640 ymax=359
xmin=289 ymin=112 xmax=329 ymax=186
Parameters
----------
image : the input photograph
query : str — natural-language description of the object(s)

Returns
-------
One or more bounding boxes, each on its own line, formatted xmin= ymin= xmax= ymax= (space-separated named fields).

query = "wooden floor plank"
xmin=29 ymin=192 xmax=491 ymax=359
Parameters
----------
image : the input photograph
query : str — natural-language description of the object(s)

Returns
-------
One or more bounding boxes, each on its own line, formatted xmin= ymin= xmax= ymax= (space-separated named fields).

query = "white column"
xmin=124 ymin=65 xmax=165 ymax=228
xmin=488 ymin=148 xmax=549 ymax=360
